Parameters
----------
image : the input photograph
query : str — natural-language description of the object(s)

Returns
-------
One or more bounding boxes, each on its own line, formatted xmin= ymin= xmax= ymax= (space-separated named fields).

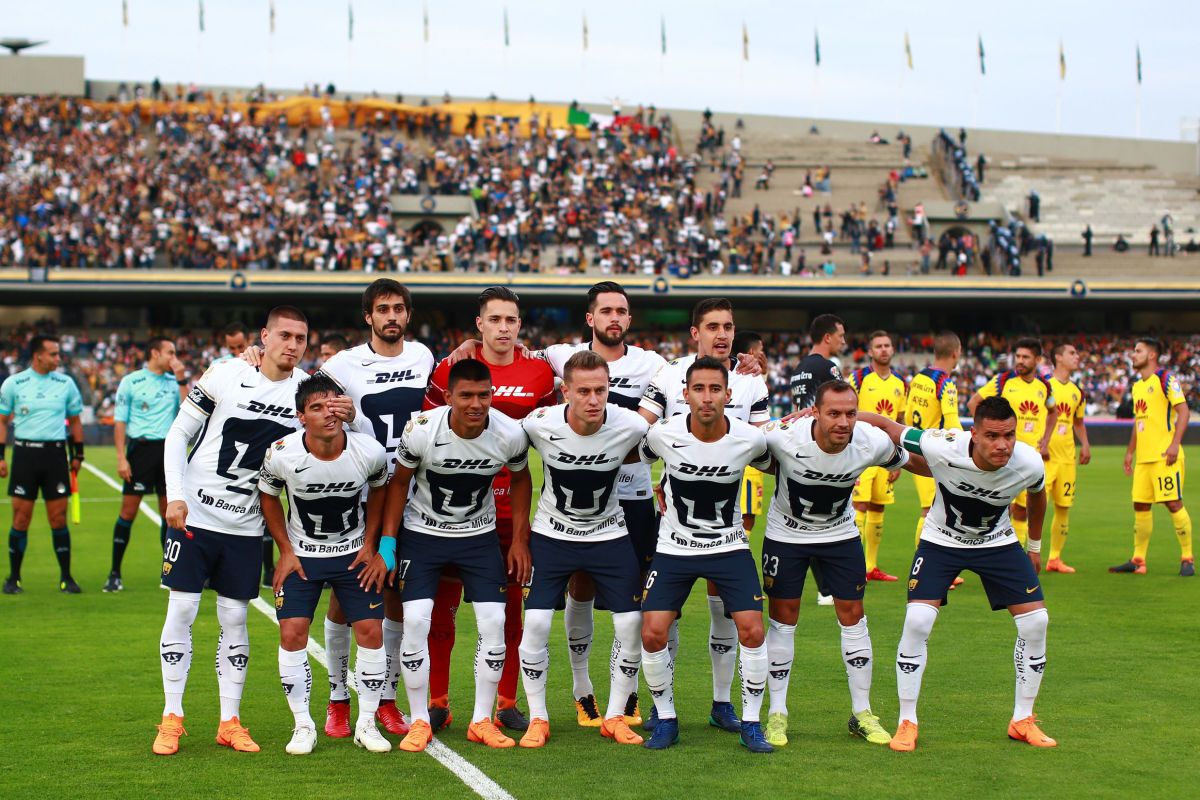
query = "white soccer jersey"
xmin=173 ymin=359 xmax=304 ymax=536
xmin=522 ymin=403 xmax=649 ymax=541
xmin=258 ymin=430 xmax=388 ymax=557
xmin=763 ymin=420 xmax=908 ymax=544
xmin=639 ymin=414 xmax=770 ymax=556
xmin=542 ymin=342 xmax=666 ymax=501
xmin=639 ymin=354 xmax=770 ymax=425
xmin=319 ymin=341 xmax=435 ymax=474
xmin=901 ymin=427 xmax=1046 ymax=549
xmin=396 ymin=405 xmax=529 ymax=538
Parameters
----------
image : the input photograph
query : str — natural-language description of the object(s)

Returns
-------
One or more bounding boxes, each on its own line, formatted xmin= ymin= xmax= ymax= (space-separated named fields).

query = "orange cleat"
xmin=1045 ymin=558 xmax=1076 ymax=574
xmin=153 ymin=714 xmax=186 ymax=755
xmin=601 ymin=715 xmax=644 ymax=745
xmin=519 ymin=718 xmax=550 ymax=748
xmin=1007 ymin=715 xmax=1057 ymax=747
xmin=889 ymin=719 xmax=918 ymax=752
xmin=376 ymin=700 xmax=410 ymax=735
xmin=1109 ymin=559 xmax=1147 ymax=574
xmin=950 ymin=576 xmax=965 ymax=589
xmin=325 ymin=701 xmax=352 ymax=738
xmin=866 ymin=567 xmax=899 ymax=582
xmin=467 ymin=718 xmax=516 ymax=749
xmin=216 ymin=717 xmax=260 ymax=752
xmin=399 ymin=719 xmax=433 ymax=752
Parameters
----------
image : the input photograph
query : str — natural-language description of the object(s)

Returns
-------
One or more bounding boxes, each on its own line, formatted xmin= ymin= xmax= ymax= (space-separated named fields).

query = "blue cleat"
xmin=643 ymin=705 xmax=660 ymax=731
xmin=709 ymin=701 xmax=741 ymax=733
xmin=642 ymin=718 xmax=680 ymax=750
xmin=739 ymin=721 xmax=775 ymax=753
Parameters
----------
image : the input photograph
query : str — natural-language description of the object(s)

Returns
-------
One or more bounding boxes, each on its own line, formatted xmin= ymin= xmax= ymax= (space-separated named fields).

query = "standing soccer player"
xmin=638 ymin=298 xmax=770 ymax=735
xmin=0 ymin=336 xmax=85 ymax=594
xmin=259 ymin=374 xmax=392 ymax=755
xmin=967 ymin=338 xmax=1058 ymax=545
xmin=423 ymin=287 xmax=555 ymax=733
xmin=375 ymin=358 xmax=533 ymax=752
xmin=759 ymin=380 xmax=906 ymax=748
xmin=638 ymin=357 xmax=775 ymax=752
xmin=848 ymin=330 xmax=908 ymax=582
xmin=1045 ymin=344 xmax=1091 ymax=573
xmin=732 ymin=331 xmax=769 ymax=534
xmin=1110 ymin=337 xmax=1192 ymax=576
xmin=105 ymin=336 xmax=187 ymax=592
xmin=517 ymin=350 xmax=650 ymax=747
xmin=904 ymin=331 xmax=962 ymax=546
xmin=860 ymin=397 xmax=1056 ymax=751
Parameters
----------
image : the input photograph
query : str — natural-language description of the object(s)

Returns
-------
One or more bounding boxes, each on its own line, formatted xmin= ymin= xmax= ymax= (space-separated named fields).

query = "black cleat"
xmin=1182 ymin=559 xmax=1195 ymax=577
xmin=2 ymin=576 xmax=22 ymax=594
xmin=428 ymin=705 xmax=452 ymax=732
xmin=102 ymin=572 xmax=124 ymax=592
xmin=60 ymin=577 xmax=83 ymax=594
xmin=495 ymin=705 xmax=530 ymax=732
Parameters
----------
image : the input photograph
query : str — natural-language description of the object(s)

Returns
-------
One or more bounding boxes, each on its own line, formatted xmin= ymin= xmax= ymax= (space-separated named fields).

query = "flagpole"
xmin=1135 ymin=84 xmax=1142 ymax=138
xmin=1055 ymin=83 xmax=1062 ymax=134
xmin=972 ymin=71 xmax=980 ymax=128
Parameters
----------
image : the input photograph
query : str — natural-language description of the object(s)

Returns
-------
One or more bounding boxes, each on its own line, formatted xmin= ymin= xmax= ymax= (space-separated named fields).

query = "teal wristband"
xmin=379 ymin=536 xmax=397 ymax=571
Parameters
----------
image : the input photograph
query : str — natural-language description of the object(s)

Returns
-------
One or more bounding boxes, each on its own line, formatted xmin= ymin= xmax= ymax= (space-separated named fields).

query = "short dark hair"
xmin=691 ymin=297 xmax=733 ymax=329
xmin=362 ymin=278 xmax=412 ymax=317
xmin=810 ymin=314 xmax=844 ymax=345
xmin=448 ymin=358 xmax=492 ymax=391
xmin=933 ymin=330 xmax=961 ymax=359
xmin=867 ymin=330 xmax=893 ymax=346
xmin=295 ymin=373 xmax=343 ymax=413
xmin=816 ymin=378 xmax=856 ymax=407
xmin=1051 ymin=342 xmax=1073 ymax=365
xmin=731 ymin=330 xmax=763 ymax=361
xmin=1013 ymin=337 xmax=1042 ymax=358
xmin=322 ymin=333 xmax=349 ymax=353
xmin=29 ymin=335 xmax=58 ymax=355
xmin=148 ymin=336 xmax=174 ymax=354
xmin=222 ymin=322 xmax=248 ymax=339
xmin=587 ymin=281 xmax=629 ymax=312
xmin=478 ymin=285 xmax=520 ymax=314
xmin=563 ymin=350 xmax=609 ymax=384
xmin=265 ymin=305 xmax=308 ymax=330
xmin=1137 ymin=336 xmax=1163 ymax=357
xmin=974 ymin=396 xmax=1017 ymax=424
xmin=685 ymin=355 xmax=728 ymax=386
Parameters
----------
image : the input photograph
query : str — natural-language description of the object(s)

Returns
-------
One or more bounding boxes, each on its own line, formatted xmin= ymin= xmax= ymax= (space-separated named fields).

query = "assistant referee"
xmin=0 ymin=336 xmax=85 ymax=594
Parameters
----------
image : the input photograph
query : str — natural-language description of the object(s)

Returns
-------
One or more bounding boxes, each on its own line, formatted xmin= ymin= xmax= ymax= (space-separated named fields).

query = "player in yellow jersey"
xmin=733 ymin=331 xmax=768 ymax=533
xmin=1045 ymin=344 xmax=1091 ymax=573
xmin=1110 ymin=337 xmax=1193 ymax=576
xmin=905 ymin=331 xmax=962 ymax=546
xmin=848 ymin=331 xmax=908 ymax=581
xmin=968 ymin=338 xmax=1058 ymax=546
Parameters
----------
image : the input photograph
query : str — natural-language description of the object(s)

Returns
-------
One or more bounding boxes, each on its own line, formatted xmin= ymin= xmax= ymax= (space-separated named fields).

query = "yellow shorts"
xmin=1133 ymin=455 xmax=1185 ymax=504
xmin=912 ymin=474 xmax=936 ymax=508
xmin=1044 ymin=459 xmax=1077 ymax=508
xmin=853 ymin=465 xmax=896 ymax=506
xmin=741 ymin=466 xmax=764 ymax=516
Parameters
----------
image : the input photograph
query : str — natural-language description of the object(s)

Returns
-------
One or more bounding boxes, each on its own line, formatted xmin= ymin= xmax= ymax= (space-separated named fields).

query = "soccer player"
xmin=848 ymin=330 xmax=908 ymax=582
xmin=424 ymin=287 xmax=555 ymax=733
xmin=259 ymin=374 xmax=392 ymax=755
xmin=1110 ymin=337 xmax=1192 ymax=576
xmin=154 ymin=306 xmax=350 ymax=756
xmin=374 ymin=358 xmax=533 ymax=752
xmin=0 ymin=336 xmax=85 ymax=594
xmin=638 ymin=357 xmax=774 ymax=752
xmin=517 ymin=350 xmax=650 ymax=747
xmin=759 ymin=380 xmax=906 ymax=748
xmin=904 ymin=331 xmax=962 ymax=547
xmin=105 ymin=336 xmax=187 ymax=592
xmin=638 ymin=298 xmax=770 ymax=735
xmin=1045 ymin=343 xmax=1091 ymax=573
xmin=317 ymin=333 xmax=350 ymax=369
xmin=733 ymin=331 xmax=769 ymax=534
xmin=221 ymin=322 xmax=250 ymax=360
xmin=860 ymin=397 xmax=1056 ymax=751
xmin=967 ymin=338 xmax=1058 ymax=545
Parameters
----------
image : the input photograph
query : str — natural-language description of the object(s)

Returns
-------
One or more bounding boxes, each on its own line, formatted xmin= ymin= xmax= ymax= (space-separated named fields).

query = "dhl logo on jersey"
xmin=875 ymin=399 xmax=896 ymax=416
xmin=1135 ymin=398 xmax=1149 ymax=415
xmin=1018 ymin=400 xmax=1041 ymax=416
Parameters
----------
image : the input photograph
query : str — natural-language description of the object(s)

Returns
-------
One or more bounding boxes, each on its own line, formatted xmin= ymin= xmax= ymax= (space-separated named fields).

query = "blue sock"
xmin=51 ymin=527 xmax=71 ymax=579
xmin=8 ymin=527 xmax=28 ymax=579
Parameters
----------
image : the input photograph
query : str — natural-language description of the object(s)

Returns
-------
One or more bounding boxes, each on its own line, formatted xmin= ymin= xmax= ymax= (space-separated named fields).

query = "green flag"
xmin=978 ymin=35 xmax=985 ymax=75
xmin=348 ymin=3 xmax=353 ymax=41
xmin=269 ymin=0 xmax=275 ymax=35
xmin=814 ymin=29 xmax=820 ymax=67
xmin=198 ymin=0 xmax=204 ymax=32
xmin=1136 ymin=44 xmax=1142 ymax=85
xmin=504 ymin=7 xmax=509 ymax=47
xmin=661 ymin=16 xmax=666 ymax=56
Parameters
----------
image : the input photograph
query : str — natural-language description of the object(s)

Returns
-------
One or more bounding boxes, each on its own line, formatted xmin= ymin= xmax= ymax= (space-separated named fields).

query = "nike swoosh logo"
xmin=671 ymin=443 xmax=689 ymax=449
xmin=240 ymin=382 xmax=255 ymax=388
xmin=229 ymin=644 xmax=247 ymax=650
xmin=844 ymin=649 xmax=868 ymax=656
xmin=794 ymin=453 xmax=812 ymax=459
xmin=361 ymin=361 xmax=374 ymax=367
xmin=898 ymin=653 xmax=919 ymax=659
xmin=753 ymin=594 xmax=764 ymax=601
xmin=369 ymin=602 xmax=382 ymax=609
xmin=856 ymin=584 xmax=866 ymax=591
xmin=548 ymin=435 xmax=567 ymax=441
xmin=433 ymin=441 xmax=450 ymax=447
xmin=294 ymin=465 xmax=311 ymax=473
xmin=769 ymin=661 xmax=790 ymax=667
xmin=1025 ymin=586 xmax=1039 ymax=594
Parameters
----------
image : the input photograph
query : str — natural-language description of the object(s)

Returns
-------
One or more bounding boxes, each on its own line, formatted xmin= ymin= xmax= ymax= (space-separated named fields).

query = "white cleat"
xmin=285 ymin=723 xmax=317 ymax=755
xmin=816 ymin=593 xmax=834 ymax=606
xmin=354 ymin=721 xmax=392 ymax=753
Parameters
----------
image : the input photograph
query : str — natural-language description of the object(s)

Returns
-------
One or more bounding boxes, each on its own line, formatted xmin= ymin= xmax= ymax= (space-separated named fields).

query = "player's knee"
xmin=612 ymin=611 xmax=642 ymax=652
xmin=520 ymin=609 xmax=553 ymax=650
xmin=215 ymin=596 xmax=249 ymax=629
xmin=473 ymin=601 xmax=506 ymax=641
xmin=12 ymin=510 xmax=32 ymax=530
xmin=1015 ymin=606 xmax=1049 ymax=637
xmin=834 ymin=603 xmax=865 ymax=627
xmin=47 ymin=508 xmax=67 ymax=529
xmin=403 ymin=598 xmax=434 ymax=642
xmin=641 ymin=629 xmax=668 ymax=652
xmin=903 ymin=602 xmax=939 ymax=640
xmin=164 ymin=591 xmax=202 ymax=629
xmin=279 ymin=621 xmax=309 ymax=651
xmin=736 ymin=618 xmax=765 ymax=648
xmin=352 ymin=619 xmax=383 ymax=649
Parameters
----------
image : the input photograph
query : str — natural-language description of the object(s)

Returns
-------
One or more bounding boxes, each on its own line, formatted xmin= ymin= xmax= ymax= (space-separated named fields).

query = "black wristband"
xmin=0 ymin=443 xmax=5 ymax=460
xmin=177 ymin=377 xmax=188 ymax=385
xmin=68 ymin=440 xmax=84 ymax=461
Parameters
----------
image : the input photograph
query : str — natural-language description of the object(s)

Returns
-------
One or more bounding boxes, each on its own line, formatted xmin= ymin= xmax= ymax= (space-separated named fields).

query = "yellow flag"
xmin=742 ymin=21 xmax=749 ymax=61
xmin=905 ymin=31 xmax=913 ymax=70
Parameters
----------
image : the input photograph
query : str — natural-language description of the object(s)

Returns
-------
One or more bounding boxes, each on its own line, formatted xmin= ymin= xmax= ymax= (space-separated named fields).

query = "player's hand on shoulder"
xmin=447 ymin=339 xmax=480 ymax=365
xmin=780 ymin=407 xmax=815 ymax=424
xmin=734 ymin=352 xmax=763 ymax=376
xmin=240 ymin=345 xmax=264 ymax=367
xmin=166 ymin=500 xmax=188 ymax=530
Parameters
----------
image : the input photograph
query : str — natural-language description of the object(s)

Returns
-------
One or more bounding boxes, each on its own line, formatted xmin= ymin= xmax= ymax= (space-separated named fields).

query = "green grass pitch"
xmin=0 ymin=446 xmax=1196 ymax=799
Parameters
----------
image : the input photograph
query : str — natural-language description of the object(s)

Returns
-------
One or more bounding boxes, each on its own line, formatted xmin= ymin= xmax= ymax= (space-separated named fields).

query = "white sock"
xmin=519 ymin=608 xmax=553 ymax=721
xmin=606 ymin=611 xmax=642 ymax=719
xmin=666 ymin=618 xmax=680 ymax=670
xmin=160 ymin=591 xmax=201 ymax=717
xmin=708 ymin=595 xmax=737 ymax=703
xmin=564 ymin=596 xmax=595 ymax=699
xmin=472 ymin=601 xmax=507 ymax=724
xmin=766 ymin=618 xmax=796 ymax=716
xmin=214 ymin=596 xmax=250 ymax=721
xmin=354 ymin=645 xmax=387 ymax=727
xmin=1012 ymin=608 xmax=1049 ymax=720
xmin=400 ymin=599 xmax=433 ymax=724
xmin=278 ymin=646 xmax=314 ymax=727
xmin=896 ymin=603 xmax=939 ymax=725
xmin=642 ymin=646 xmax=676 ymax=720
xmin=324 ymin=617 xmax=352 ymax=702
xmin=840 ymin=617 xmax=874 ymax=714
xmin=739 ymin=642 xmax=768 ymax=723
xmin=381 ymin=617 xmax=404 ymax=703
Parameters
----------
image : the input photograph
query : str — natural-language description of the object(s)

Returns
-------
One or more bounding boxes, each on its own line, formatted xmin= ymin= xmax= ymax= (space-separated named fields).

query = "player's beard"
xmin=593 ymin=325 xmax=626 ymax=348
xmin=373 ymin=322 xmax=405 ymax=344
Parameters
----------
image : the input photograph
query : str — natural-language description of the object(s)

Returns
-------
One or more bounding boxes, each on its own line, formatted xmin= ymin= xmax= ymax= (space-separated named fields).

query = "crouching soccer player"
xmin=259 ymin=375 xmax=392 ymax=754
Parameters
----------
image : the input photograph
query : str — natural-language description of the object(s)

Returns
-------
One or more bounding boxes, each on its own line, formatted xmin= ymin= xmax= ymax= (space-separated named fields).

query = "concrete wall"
xmin=0 ymin=55 xmax=85 ymax=96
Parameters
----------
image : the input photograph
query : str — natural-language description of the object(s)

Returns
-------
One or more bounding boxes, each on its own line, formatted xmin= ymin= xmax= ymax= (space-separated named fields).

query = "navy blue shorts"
xmin=621 ymin=499 xmax=659 ymax=570
xmin=907 ymin=540 xmax=1044 ymax=610
xmin=761 ymin=536 xmax=866 ymax=601
xmin=641 ymin=549 xmax=763 ymax=614
xmin=275 ymin=552 xmax=384 ymax=623
xmin=161 ymin=526 xmax=261 ymax=600
xmin=525 ymin=532 xmax=642 ymax=613
xmin=398 ymin=528 xmax=507 ymax=603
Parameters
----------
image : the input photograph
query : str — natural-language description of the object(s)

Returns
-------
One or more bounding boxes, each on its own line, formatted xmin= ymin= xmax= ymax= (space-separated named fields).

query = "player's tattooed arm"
xmin=262 ymin=492 xmax=306 ymax=594
xmin=507 ymin=466 xmax=533 ymax=585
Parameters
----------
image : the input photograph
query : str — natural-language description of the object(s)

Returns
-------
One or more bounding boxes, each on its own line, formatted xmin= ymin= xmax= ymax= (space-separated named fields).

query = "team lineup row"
xmin=0 ymin=279 xmax=1189 ymax=758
